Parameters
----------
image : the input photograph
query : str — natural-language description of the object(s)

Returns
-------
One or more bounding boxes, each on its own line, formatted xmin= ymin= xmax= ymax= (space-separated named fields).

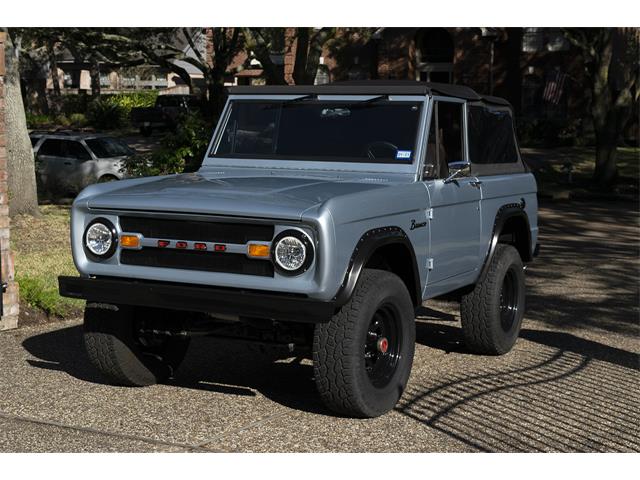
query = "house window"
xmin=522 ymin=28 xmax=545 ymax=52
xmin=100 ymin=73 xmax=111 ymax=88
xmin=522 ymin=28 xmax=570 ymax=52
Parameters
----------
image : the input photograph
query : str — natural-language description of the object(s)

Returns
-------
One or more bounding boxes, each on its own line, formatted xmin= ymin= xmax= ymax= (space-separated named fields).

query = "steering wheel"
xmin=365 ymin=141 xmax=399 ymax=160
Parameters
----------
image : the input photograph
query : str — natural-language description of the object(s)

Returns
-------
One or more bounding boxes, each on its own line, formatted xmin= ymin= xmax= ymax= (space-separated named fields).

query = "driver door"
xmin=422 ymin=98 xmax=482 ymax=286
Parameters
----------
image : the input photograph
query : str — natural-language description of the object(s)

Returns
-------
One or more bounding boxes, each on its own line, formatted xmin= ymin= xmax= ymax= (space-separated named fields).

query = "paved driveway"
xmin=0 ymin=200 xmax=638 ymax=452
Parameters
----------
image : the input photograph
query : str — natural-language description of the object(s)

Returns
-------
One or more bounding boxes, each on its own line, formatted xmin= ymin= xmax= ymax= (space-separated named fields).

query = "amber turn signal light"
xmin=247 ymin=243 xmax=270 ymax=258
xmin=120 ymin=234 xmax=140 ymax=249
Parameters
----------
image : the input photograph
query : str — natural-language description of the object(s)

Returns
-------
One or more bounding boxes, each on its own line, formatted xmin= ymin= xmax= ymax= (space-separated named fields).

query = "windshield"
xmin=210 ymin=99 xmax=423 ymax=164
xmin=85 ymin=138 xmax=134 ymax=158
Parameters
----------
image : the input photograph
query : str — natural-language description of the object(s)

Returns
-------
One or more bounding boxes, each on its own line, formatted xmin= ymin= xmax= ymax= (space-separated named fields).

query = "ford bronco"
xmin=59 ymin=81 xmax=538 ymax=418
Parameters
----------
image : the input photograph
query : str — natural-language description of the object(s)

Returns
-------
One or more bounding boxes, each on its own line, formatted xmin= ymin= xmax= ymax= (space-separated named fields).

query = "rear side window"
xmin=37 ymin=139 xmax=92 ymax=160
xmin=62 ymin=140 xmax=92 ymax=160
xmin=38 ymin=139 xmax=64 ymax=156
xmin=468 ymin=106 xmax=518 ymax=164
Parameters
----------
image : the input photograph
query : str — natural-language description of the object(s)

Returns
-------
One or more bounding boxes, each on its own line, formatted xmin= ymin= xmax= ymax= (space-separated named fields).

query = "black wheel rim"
xmin=364 ymin=304 xmax=402 ymax=388
xmin=499 ymin=267 xmax=520 ymax=331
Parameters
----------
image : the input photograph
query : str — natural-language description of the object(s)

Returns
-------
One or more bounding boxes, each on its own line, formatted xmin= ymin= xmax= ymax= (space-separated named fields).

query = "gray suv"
xmin=31 ymin=132 xmax=135 ymax=194
xmin=59 ymin=81 xmax=539 ymax=418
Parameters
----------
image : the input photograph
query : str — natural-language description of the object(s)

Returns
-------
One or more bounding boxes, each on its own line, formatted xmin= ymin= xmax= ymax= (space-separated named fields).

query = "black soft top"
xmin=227 ymin=80 xmax=511 ymax=107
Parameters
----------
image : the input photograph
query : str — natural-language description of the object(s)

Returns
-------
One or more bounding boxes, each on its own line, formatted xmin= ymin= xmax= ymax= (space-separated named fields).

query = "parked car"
xmin=130 ymin=94 xmax=201 ymax=136
xmin=59 ymin=81 xmax=539 ymax=418
xmin=31 ymin=131 xmax=135 ymax=195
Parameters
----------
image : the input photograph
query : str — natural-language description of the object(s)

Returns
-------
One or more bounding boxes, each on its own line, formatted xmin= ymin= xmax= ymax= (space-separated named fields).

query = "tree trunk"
xmin=206 ymin=68 xmax=226 ymax=121
xmin=4 ymin=32 xmax=41 ymax=217
xmin=47 ymin=41 xmax=61 ymax=97
xmin=89 ymin=58 xmax=101 ymax=97
xmin=594 ymin=142 xmax=618 ymax=186
xmin=292 ymin=28 xmax=310 ymax=85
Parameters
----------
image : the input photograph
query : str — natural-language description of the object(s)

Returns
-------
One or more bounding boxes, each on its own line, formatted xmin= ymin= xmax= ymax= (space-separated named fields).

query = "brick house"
xmin=222 ymin=27 xmax=637 ymax=144
xmin=226 ymin=28 xmax=587 ymax=120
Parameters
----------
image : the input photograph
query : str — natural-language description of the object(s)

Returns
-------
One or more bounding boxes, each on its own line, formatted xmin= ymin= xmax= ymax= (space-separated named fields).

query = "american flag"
xmin=543 ymin=71 xmax=568 ymax=105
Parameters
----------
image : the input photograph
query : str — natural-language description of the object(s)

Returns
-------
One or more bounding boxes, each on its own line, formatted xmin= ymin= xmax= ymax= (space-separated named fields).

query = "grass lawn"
xmin=11 ymin=205 xmax=83 ymax=320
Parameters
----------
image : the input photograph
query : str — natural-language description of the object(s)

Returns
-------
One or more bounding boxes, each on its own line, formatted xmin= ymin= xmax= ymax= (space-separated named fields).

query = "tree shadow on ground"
xmin=404 ymin=320 xmax=639 ymax=452
xmin=526 ymin=200 xmax=639 ymax=336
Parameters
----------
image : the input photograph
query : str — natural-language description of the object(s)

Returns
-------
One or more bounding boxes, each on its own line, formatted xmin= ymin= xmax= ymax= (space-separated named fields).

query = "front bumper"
xmin=58 ymin=276 xmax=335 ymax=323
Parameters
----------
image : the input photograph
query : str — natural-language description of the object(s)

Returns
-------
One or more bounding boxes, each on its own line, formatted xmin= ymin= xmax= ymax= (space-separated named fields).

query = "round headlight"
xmin=272 ymin=230 xmax=314 ymax=275
xmin=84 ymin=219 xmax=117 ymax=258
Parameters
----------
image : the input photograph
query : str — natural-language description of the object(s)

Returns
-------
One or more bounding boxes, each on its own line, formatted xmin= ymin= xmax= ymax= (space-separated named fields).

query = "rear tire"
xmin=460 ymin=244 xmax=525 ymax=355
xmin=313 ymin=269 xmax=416 ymax=418
xmin=83 ymin=303 xmax=190 ymax=386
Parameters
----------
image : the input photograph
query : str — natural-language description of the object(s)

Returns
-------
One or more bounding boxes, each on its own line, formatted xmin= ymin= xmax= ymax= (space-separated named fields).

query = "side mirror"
xmin=444 ymin=161 xmax=471 ymax=184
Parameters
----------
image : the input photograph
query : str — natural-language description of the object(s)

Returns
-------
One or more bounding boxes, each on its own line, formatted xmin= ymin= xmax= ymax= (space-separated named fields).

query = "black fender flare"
xmin=333 ymin=226 xmax=422 ymax=308
xmin=478 ymin=201 xmax=532 ymax=283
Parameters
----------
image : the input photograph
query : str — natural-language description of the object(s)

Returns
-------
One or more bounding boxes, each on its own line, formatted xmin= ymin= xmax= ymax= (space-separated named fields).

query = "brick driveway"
xmin=0 ymin=200 xmax=638 ymax=452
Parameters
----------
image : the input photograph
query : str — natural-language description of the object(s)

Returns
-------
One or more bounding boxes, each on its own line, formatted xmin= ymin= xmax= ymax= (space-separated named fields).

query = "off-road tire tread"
xmin=313 ymin=269 xmax=413 ymax=417
xmin=84 ymin=305 xmax=183 ymax=387
xmin=460 ymin=244 xmax=523 ymax=355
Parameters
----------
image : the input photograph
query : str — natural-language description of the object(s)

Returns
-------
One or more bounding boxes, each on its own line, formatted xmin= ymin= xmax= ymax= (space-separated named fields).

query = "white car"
xmin=30 ymin=132 xmax=135 ymax=195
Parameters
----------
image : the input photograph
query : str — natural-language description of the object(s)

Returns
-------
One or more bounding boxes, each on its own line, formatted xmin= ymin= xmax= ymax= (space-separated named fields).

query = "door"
xmin=422 ymin=99 xmax=482 ymax=285
xmin=36 ymin=138 xmax=65 ymax=192
xmin=36 ymin=139 xmax=93 ymax=194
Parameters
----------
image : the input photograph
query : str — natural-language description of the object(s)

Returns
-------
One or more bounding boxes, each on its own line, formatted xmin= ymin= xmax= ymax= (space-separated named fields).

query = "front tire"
xmin=460 ymin=244 xmax=526 ymax=355
xmin=83 ymin=303 xmax=190 ymax=386
xmin=313 ymin=269 xmax=416 ymax=418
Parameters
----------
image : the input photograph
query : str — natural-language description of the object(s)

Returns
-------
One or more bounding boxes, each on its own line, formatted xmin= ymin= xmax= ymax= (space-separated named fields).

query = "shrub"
xmin=69 ymin=113 xmax=88 ymax=127
xmin=126 ymin=112 xmax=211 ymax=177
xmin=103 ymin=91 xmax=158 ymax=118
xmin=26 ymin=113 xmax=54 ymax=129
xmin=87 ymin=97 xmax=126 ymax=130
xmin=59 ymin=94 xmax=90 ymax=115
xmin=54 ymin=114 xmax=72 ymax=127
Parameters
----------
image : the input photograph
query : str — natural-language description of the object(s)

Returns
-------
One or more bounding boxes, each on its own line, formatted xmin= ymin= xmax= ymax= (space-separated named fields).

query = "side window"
xmin=62 ymin=140 xmax=92 ymax=161
xmin=422 ymin=100 xmax=464 ymax=180
xmin=468 ymin=105 xmax=518 ymax=165
xmin=216 ymin=103 xmax=278 ymax=156
xmin=38 ymin=139 xmax=63 ymax=156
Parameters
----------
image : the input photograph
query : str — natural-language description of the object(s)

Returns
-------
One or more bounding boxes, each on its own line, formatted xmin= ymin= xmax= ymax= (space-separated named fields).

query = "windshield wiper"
xmin=262 ymin=94 xmax=317 ymax=110
xmin=347 ymin=95 xmax=389 ymax=109
xmin=285 ymin=94 xmax=316 ymax=103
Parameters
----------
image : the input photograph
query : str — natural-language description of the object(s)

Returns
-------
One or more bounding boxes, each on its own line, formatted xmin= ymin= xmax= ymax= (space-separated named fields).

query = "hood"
xmin=86 ymin=170 xmax=398 ymax=220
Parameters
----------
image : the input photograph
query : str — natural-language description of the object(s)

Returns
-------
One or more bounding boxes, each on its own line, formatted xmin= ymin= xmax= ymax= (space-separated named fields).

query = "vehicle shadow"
xmin=21 ymin=324 xmax=330 ymax=415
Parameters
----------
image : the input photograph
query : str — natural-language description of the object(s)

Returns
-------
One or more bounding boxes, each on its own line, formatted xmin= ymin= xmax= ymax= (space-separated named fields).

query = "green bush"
xmin=26 ymin=113 xmax=54 ymax=129
xmin=126 ymin=112 xmax=211 ymax=177
xmin=69 ymin=113 xmax=88 ymax=127
xmin=103 ymin=91 xmax=158 ymax=118
xmin=59 ymin=94 xmax=89 ymax=115
xmin=54 ymin=114 xmax=72 ymax=127
xmin=87 ymin=97 xmax=126 ymax=129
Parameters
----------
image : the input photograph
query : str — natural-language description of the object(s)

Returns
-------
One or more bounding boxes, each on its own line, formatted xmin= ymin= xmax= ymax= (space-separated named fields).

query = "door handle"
xmin=469 ymin=180 xmax=482 ymax=188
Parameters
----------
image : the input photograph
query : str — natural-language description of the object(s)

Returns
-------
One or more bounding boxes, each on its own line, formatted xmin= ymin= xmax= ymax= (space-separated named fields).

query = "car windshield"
xmin=85 ymin=138 xmax=134 ymax=158
xmin=210 ymin=99 xmax=423 ymax=164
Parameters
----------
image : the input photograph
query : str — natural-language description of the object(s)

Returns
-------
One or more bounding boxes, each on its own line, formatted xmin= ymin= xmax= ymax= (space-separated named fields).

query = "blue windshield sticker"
xmin=396 ymin=150 xmax=412 ymax=160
